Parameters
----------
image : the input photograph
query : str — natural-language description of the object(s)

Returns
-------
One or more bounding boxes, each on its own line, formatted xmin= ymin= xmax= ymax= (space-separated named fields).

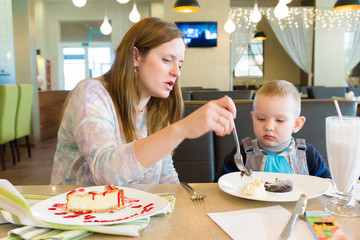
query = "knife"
xmin=280 ymin=194 xmax=307 ymax=240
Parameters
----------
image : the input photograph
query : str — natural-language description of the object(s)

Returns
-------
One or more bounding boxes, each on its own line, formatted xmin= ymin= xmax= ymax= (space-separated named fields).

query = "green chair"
xmin=15 ymin=84 xmax=33 ymax=162
xmin=0 ymin=84 xmax=18 ymax=170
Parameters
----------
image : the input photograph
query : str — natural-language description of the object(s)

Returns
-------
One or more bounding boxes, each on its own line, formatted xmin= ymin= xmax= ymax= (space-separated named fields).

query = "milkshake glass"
xmin=325 ymin=116 xmax=360 ymax=217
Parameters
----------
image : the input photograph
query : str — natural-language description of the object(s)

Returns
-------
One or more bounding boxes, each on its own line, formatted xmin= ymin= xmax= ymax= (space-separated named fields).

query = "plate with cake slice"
xmin=218 ymin=172 xmax=331 ymax=202
xmin=31 ymin=185 xmax=170 ymax=225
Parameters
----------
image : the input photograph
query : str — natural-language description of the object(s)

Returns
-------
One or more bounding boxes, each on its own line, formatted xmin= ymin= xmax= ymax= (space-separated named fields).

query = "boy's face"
xmin=251 ymin=94 xmax=305 ymax=147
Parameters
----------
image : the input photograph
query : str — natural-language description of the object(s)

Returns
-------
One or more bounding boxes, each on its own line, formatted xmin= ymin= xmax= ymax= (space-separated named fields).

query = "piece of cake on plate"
xmin=66 ymin=185 xmax=125 ymax=213
xmin=264 ymin=178 xmax=293 ymax=193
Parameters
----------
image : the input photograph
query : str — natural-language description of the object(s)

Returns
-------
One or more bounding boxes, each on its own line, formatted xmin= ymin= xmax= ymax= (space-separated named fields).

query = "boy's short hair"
xmin=254 ymin=80 xmax=301 ymax=116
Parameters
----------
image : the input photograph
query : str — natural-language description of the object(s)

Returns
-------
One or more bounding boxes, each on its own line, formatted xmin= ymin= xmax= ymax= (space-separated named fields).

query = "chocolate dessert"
xmin=264 ymin=178 xmax=293 ymax=193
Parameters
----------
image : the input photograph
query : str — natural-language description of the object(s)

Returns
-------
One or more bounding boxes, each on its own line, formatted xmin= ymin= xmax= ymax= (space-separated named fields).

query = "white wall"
xmin=164 ymin=0 xmax=231 ymax=91
xmin=314 ymin=0 xmax=346 ymax=86
xmin=35 ymin=0 xmax=48 ymax=59
xmin=12 ymin=0 xmax=41 ymax=144
xmin=43 ymin=0 xmax=153 ymax=90
xmin=0 ymin=0 xmax=16 ymax=84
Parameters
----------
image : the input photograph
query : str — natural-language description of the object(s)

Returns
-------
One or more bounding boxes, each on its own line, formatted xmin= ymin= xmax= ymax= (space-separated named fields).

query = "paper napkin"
xmin=0 ymin=179 xmax=175 ymax=240
xmin=208 ymin=205 xmax=315 ymax=240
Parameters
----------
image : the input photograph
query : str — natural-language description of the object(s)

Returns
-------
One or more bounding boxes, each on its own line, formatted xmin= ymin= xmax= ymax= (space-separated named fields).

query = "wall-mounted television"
xmin=175 ymin=21 xmax=217 ymax=48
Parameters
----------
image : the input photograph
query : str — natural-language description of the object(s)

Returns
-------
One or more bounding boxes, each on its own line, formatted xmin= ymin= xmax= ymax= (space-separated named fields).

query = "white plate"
xmin=31 ymin=186 xmax=170 ymax=226
xmin=218 ymin=172 xmax=331 ymax=202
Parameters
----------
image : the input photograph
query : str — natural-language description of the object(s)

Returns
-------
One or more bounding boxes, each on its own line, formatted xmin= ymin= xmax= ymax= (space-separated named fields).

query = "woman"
xmin=51 ymin=17 xmax=236 ymax=185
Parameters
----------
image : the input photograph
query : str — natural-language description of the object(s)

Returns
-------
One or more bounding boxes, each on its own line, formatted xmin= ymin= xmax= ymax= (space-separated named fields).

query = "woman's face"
xmin=134 ymin=38 xmax=185 ymax=100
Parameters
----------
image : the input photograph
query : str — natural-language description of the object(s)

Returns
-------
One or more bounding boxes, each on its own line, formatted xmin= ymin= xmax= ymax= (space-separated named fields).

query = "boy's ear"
xmin=293 ymin=116 xmax=306 ymax=133
xmin=133 ymin=47 xmax=141 ymax=67
xmin=250 ymin=111 xmax=254 ymax=119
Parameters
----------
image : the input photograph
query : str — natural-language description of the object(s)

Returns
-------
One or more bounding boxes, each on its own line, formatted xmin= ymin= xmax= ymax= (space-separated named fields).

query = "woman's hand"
xmin=179 ymin=96 xmax=237 ymax=139
xmin=134 ymin=96 xmax=236 ymax=168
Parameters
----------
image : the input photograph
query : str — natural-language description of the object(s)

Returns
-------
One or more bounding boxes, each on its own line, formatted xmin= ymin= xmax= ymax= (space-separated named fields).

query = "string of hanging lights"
xmin=228 ymin=8 xmax=257 ymax=30
xmin=315 ymin=8 xmax=360 ymax=31
xmin=265 ymin=7 xmax=314 ymax=31
xmin=227 ymin=7 xmax=359 ymax=34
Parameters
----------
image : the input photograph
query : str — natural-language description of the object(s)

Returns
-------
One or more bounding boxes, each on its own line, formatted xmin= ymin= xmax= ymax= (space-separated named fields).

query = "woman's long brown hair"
xmin=100 ymin=17 xmax=185 ymax=143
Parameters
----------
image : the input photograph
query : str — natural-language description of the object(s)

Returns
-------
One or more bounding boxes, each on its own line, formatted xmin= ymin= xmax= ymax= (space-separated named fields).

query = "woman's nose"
xmin=170 ymin=63 xmax=181 ymax=78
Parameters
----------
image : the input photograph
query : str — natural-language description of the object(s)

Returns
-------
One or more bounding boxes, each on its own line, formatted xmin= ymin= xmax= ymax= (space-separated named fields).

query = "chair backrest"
xmin=298 ymin=85 xmax=308 ymax=95
xmin=172 ymin=101 xmax=215 ymax=182
xmin=191 ymin=90 xmax=253 ymax=101
xmin=347 ymin=87 xmax=360 ymax=96
xmin=0 ymin=85 xmax=18 ymax=144
xmin=307 ymin=87 xmax=346 ymax=99
xmin=181 ymin=86 xmax=203 ymax=91
xmin=15 ymin=84 xmax=33 ymax=139
xmin=181 ymin=91 xmax=192 ymax=101
xmin=293 ymin=99 xmax=357 ymax=160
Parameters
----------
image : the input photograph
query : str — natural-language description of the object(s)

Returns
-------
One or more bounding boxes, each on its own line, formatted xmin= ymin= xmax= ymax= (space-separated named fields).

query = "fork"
xmin=180 ymin=182 xmax=206 ymax=200
xmin=232 ymin=120 xmax=252 ymax=177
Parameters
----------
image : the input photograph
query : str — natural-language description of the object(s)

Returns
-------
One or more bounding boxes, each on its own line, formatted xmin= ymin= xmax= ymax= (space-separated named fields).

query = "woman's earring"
xmin=134 ymin=67 xmax=138 ymax=80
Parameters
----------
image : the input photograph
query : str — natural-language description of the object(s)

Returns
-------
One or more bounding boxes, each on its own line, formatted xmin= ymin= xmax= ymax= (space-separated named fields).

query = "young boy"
xmin=214 ymin=80 xmax=331 ymax=181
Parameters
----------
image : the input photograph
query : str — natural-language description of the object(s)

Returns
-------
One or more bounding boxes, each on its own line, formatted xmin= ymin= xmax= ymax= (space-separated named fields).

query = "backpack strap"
xmin=241 ymin=137 xmax=265 ymax=171
xmin=242 ymin=137 xmax=254 ymax=153
xmin=293 ymin=138 xmax=309 ymax=175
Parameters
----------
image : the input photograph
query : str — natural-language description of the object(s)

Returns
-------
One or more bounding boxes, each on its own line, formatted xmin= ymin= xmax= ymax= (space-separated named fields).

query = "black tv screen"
xmin=175 ymin=21 xmax=217 ymax=47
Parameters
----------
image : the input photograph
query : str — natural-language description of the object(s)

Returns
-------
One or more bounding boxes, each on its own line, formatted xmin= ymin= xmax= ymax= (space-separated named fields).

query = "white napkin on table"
xmin=0 ymin=179 xmax=175 ymax=240
xmin=208 ymin=205 xmax=315 ymax=240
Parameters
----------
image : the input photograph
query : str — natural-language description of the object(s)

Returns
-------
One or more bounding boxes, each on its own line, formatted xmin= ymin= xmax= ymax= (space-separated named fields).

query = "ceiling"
xmin=44 ymin=0 xmax=314 ymax=6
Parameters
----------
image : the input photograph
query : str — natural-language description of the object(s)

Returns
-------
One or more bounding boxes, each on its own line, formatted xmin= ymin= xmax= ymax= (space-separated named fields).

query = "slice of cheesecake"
xmin=66 ymin=185 xmax=125 ymax=213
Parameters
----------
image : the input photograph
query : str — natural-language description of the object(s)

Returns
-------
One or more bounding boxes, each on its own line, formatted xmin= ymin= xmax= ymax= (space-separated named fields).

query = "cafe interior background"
xmin=0 ymin=0 xmax=359 ymax=146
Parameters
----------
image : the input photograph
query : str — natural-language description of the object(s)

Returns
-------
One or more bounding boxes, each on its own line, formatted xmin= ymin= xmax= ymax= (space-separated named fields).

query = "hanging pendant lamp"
xmin=100 ymin=0 xmax=112 ymax=35
xmin=129 ymin=3 xmax=141 ymax=23
xmin=333 ymin=0 xmax=360 ymax=12
xmin=250 ymin=2 xmax=262 ymax=23
xmin=100 ymin=16 xmax=112 ymax=35
xmin=274 ymin=1 xmax=289 ymax=19
xmin=72 ymin=0 xmax=87 ymax=7
xmin=173 ymin=0 xmax=200 ymax=13
xmin=254 ymin=31 xmax=267 ymax=40
xmin=224 ymin=16 xmax=236 ymax=34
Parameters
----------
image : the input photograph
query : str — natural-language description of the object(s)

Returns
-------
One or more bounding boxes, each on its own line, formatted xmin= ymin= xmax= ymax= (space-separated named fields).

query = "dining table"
xmin=0 ymin=183 xmax=359 ymax=239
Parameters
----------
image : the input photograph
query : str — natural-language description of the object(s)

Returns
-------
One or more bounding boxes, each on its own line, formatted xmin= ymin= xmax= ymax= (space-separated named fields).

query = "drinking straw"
xmin=333 ymin=100 xmax=343 ymax=120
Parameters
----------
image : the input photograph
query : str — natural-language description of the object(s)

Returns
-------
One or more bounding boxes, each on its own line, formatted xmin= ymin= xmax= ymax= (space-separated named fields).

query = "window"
xmin=61 ymin=44 xmax=112 ymax=90
xmin=63 ymin=48 xmax=86 ymax=90
xmin=60 ymin=21 xmax=112 ymax=90
xmin=344 ymin=32 xmax=360 ymax=87
xmin=234 ymin=39 xmax=264 ymax=78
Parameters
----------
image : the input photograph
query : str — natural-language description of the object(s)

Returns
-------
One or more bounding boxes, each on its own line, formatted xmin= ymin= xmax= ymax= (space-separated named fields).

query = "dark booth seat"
xmin=181 ymin=91 xmax=192 ymax=101
xmin=307 ymin=87 xmax=346 ymax=99
xmin=347 ymin=87 xmax=360 ymax=96
xmin=190 ymin=90 xmax=253 ymax=101
xmin=173 ymin=100 xmax=358 ymax=183
xmin=292 ymin=100 xmax=357 ymax=162
xmin=172 ymin=102 xmax=215 ymax=183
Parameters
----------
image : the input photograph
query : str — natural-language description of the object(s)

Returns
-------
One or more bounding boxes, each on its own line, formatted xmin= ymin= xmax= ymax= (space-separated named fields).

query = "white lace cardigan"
xmin=50 ymin=80 xmax=179 ymax=185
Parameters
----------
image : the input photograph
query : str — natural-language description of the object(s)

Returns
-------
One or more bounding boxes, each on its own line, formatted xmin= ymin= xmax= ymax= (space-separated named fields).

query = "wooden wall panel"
xmin=39 ymin=91 xmax=69 ymax=142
